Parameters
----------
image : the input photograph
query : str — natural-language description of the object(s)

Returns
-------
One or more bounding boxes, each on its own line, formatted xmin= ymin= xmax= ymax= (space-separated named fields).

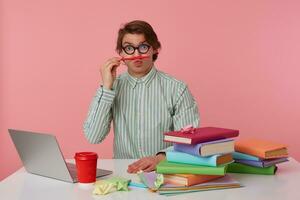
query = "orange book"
xmin=235 ymin=138 xmax=288 ymax=159
xmin=163 ymin=174 xmax=223 ymax=186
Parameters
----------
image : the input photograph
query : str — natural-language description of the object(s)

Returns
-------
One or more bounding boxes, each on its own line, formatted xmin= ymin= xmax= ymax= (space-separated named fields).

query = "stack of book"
xmin=154 ymin=126 xmax=241 ymax=195
xmin=137 ymin=171 xmax=241 ymax=196
xmin=228 ymin=138 xmax=289 ymax=175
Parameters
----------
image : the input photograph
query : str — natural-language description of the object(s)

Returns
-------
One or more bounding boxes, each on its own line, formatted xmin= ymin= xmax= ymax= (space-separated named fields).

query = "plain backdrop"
xmin=1 ymin=0 xmax=300 ymax=180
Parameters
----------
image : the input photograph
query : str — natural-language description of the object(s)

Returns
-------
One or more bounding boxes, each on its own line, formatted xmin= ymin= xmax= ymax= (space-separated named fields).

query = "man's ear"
xmin=153 ymin=48 xmax=160 ymax=57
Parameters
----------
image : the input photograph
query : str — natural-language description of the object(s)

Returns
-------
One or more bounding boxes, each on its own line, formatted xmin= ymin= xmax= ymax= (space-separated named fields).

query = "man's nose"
xmin=133 ymin=49 xmax=141 ymax=56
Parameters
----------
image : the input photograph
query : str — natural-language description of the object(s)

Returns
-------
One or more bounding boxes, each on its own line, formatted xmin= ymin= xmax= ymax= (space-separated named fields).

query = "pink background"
xmin=1 ymin=0 xmax=300 ymax=180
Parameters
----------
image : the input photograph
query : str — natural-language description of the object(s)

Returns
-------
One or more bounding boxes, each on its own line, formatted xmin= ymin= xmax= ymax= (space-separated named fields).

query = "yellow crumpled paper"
xmin=93 ymin=177 xmax=130 ymax=195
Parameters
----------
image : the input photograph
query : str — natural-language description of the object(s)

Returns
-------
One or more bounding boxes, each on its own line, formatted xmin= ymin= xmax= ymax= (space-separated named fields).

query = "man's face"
xmin=120 ymin=33 xmax=157 ymax=77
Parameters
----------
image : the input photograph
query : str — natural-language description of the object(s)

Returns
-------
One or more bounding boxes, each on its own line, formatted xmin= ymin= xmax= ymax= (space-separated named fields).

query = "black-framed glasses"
xmin=122 ymin=44 xmax=151 ymax=55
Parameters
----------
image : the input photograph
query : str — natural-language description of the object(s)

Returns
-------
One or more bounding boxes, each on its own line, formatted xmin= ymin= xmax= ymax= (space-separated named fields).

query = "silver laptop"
xmin=8 ymin=129 xmax=112 ymax=183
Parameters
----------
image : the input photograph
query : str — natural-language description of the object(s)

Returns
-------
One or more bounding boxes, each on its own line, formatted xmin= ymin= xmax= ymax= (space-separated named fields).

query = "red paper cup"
xmin=74 ymin=152 xmax=98 ymax=183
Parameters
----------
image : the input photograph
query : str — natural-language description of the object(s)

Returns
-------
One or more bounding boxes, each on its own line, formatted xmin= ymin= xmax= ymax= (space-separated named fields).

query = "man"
xmin=83 ymin=20 xmax=199 ymax=173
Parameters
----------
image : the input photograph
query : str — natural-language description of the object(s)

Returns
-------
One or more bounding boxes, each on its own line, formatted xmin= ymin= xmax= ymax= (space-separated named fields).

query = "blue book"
xmin=173 ymin=138 xmax=234 ymax=157
xmin=166 ymin=151 xmax=233 ymax=167
xmin=235 ymin=157 xmax=289 ymax=168
xmin=232 ymin=152 xmax=261 ymax=161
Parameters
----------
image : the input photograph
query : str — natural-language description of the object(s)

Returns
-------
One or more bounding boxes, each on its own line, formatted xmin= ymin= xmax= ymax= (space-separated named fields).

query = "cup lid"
xmin=74 ymin=152 xmax=98 ymax=160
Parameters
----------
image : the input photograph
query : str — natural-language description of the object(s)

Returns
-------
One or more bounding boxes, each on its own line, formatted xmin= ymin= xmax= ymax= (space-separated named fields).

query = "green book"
xmin=156 ymin=160 xmax=227 ymax=175
xmin=227 ymin=162 xmax=277 ymax=175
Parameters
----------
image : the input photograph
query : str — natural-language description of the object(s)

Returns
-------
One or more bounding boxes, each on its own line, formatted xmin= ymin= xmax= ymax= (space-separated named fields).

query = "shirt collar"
xmin=126 ymin=66 xmax=157 ymax=89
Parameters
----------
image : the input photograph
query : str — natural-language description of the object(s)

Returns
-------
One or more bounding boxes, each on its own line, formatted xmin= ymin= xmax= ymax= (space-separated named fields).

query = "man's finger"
xmin=143 ymin=164 xmax=155 ymax=172
xmin=107 ymin=61 xmax=120 ymax=70
xmin=128 ymin=161 xmax=146 ymax=173
xmin=132 ymin=161 xmax=151 ymax=172
xmin=128 ymin=159 xmax=144 ymax=169
xmin=127 ymin=160 xmax=147 ymax=173
xmin=129 ymin=161 xmax=146 ymax=172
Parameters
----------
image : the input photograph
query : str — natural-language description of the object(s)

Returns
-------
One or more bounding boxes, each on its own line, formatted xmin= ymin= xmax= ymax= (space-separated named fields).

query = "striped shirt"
xmin=83 ymin=66 xmax=199 ymax=159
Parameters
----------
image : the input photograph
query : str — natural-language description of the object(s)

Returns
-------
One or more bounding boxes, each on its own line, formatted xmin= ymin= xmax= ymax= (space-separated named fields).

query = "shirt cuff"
xmin=156 ymin=146 xmax=174 ymax=156
xmin=96 ymin=86 xmax=116 ymax=104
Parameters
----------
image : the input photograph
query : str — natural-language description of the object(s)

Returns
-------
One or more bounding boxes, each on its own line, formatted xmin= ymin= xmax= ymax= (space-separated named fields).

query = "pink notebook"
xmin=164 ymin=127 xmax=239 ymax=145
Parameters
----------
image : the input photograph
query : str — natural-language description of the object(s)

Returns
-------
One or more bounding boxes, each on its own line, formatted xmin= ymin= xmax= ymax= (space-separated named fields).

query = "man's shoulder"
xmin=156 ymin=70 xmax=187 ymax=90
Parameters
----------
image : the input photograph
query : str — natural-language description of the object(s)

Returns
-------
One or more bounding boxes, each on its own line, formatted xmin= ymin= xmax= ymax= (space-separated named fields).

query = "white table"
xmin=1 ymin=158 xmax=300 ymax=200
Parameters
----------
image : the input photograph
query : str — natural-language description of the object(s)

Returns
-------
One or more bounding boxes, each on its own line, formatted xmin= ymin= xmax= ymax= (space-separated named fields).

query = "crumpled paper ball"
xmin=93 ymin=177 xmax=130 ymax=195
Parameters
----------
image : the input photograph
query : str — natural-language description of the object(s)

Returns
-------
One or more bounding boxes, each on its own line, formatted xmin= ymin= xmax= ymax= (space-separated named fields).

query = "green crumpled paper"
xmin=93 ymin=177 xmax=130 ymax=195
xmin=154 ymin=173 xmax=164 ymax=189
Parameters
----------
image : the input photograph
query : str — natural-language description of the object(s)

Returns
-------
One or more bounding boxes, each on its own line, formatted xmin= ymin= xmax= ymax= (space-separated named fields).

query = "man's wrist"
xmin=102 ymin=84 xmax=112 ymax=90
xmin=155 ymin=153 xmax=166 ymax=162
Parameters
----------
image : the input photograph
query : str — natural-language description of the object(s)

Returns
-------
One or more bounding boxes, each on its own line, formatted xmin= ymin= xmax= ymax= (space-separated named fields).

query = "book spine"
xmin=166 ymin=151 xmax=217 ymax=167
xmin=227 ymin=162 xmax=277 ymax=175
xmin=156 ymin=165 xmax=226 ymax=175
xmin=187 ymin=175 xmax=223 ymax=186
xmin=234 ymin=159 xmax=264 ymax=168
xmin=234 ymin=146 xmax=265 ymax=158
xmin=173 ymin=143 xmax=201 ymax=156
xmin=232 ymin=152 xmax=261 ymax=161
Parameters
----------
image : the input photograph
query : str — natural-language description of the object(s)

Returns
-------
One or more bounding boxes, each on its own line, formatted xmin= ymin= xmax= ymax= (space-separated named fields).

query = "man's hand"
xmin=127 ymin=154 xmax=165 ymax=173
xmin=100 ymin=57 xmax=122 ymax=90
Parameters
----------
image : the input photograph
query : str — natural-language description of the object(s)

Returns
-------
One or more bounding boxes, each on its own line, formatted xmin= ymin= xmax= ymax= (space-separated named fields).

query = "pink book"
xmin=164 ymin=126 xmax=239 ymax=145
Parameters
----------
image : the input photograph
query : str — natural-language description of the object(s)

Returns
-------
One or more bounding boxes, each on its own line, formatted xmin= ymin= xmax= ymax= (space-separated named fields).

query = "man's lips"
xmin=133 ymin=60 xmax=142 ymax=64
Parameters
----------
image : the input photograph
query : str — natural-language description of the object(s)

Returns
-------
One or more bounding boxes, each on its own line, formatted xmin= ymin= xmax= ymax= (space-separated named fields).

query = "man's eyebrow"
xmin=122 ymin=41 xmax=147 ymax=46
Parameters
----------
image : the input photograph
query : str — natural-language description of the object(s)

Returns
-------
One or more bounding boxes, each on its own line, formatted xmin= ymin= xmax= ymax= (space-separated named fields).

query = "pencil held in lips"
xmin=120 ymin=55 xmax=149 ymax=61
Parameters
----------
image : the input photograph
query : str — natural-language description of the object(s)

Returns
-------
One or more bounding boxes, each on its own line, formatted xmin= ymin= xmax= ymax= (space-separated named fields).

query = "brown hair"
xmin=116 ymin=20 xmax=161 ymax=61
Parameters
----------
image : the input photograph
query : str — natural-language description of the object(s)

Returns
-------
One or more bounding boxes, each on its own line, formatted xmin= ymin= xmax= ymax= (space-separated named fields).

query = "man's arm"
xmin=83 ymin=86 xmax=115 ymax=144
xmin=154 ymin=85 xmax=200 ymax=156
xmin=127 ymin=85 xmax=200 ymax=173
xmin=173 ymin=84 xmax=200 ymax=130
xmin=83 ymin=56 xmax=120 ymax=144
